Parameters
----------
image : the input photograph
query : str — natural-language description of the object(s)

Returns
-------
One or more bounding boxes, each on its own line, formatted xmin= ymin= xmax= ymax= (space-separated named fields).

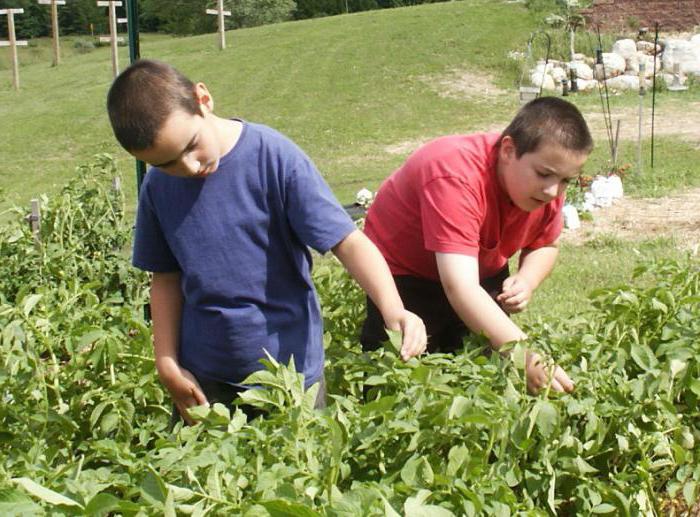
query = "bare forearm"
xmin=332 ymin=229 xmax=404 ymax=322
xmin=444 ymin=282 xmax=526 ymax=348
xmin=518 ymin=245 xmax=559 ymax=290
xmin=150 ymin=272 xmax=183 ymax=372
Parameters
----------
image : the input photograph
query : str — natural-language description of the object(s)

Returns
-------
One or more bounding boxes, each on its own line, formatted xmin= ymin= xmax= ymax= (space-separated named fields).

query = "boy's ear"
xmin=193 ymin=82 xmax=214 ymax=114
xmin=499 ymin=135 xmax=517 ymax=163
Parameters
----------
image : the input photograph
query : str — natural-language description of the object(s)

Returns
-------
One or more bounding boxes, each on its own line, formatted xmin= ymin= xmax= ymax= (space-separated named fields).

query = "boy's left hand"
xmin=385 ymin=310 xmax=427 ymax=361
xmin=497 ymin=274 xmax=533 ymax=313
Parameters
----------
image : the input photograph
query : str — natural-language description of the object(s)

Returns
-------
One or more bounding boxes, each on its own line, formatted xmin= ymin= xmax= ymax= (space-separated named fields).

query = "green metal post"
xmin=126 ymin=0 xmax=147 ymax=193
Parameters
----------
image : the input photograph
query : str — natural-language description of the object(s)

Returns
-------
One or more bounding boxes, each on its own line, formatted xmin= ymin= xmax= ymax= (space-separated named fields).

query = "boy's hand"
xmin=385 ymin=310 xmax=427 ymax=361
xmin=157 ymin=358 xmax=209 ymax=425
xmin=525 ymin=351 xmax=574 ymax=394
xmin=497 ymin=274 xmax=533 ymax=313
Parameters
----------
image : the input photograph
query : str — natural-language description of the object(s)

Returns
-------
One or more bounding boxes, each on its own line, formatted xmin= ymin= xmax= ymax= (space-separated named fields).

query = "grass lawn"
xmin=1 ymin=0 xmax=698 ymax=325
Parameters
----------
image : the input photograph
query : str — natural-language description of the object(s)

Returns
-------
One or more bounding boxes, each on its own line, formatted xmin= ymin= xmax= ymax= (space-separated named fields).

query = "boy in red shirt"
xmin=361 ymin=97 xmax=593 ymax=393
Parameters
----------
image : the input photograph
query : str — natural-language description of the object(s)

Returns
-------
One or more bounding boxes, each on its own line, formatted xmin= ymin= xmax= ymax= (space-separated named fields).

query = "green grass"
xmin=1 ymin=0 xmax=699 ymax=327
xmin=1 ymin=0 xmax=540 ymax=211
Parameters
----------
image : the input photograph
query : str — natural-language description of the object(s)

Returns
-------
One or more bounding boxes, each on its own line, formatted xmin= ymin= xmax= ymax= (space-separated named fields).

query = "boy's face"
xmin=498 ymin=137 xmax=588 ymax=212
xmin=131 ymin=84 xmax=222 ymax=178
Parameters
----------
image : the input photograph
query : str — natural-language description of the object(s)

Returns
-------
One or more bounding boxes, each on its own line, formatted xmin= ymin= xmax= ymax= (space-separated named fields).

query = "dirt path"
xmin=560 ymin=186 xmax=700 ymax=250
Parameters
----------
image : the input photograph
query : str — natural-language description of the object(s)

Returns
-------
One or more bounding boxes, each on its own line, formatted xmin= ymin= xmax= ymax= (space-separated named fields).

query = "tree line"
xmin=0 ymin=0 xmax=448 ymax=39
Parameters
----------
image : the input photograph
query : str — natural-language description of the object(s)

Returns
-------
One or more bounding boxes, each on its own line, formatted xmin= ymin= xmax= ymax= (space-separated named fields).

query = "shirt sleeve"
xmin=421 ymin=175 xmax=484 ymax=256
xmin=132 ymin=182 xmax=181 ymax=272
xmin=525 ymin=198 xmax=564 ymax=250
xmin=285 ymin=154 xmax=356 ymax=254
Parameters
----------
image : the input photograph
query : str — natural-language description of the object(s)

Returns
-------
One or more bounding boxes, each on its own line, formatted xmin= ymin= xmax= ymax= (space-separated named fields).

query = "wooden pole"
xmin=38 ymin=0 xmax=67 ymax=67
xmin=206 ymin=0 xmax=231 ymax=50
xmin=97 ymin=0 xmax=124 ymax=78
xmin=27 ymin=199 xmax=41 ymax=245
xmin=0 ymin=9 xmax=28 ymax=90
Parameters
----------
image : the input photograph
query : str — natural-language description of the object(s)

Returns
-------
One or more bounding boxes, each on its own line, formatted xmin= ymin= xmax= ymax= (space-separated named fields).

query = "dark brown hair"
xmin=499 ymin=97 xmax=593 ymax=158
xmin=107 ymin=59 xmax=200 ymax=151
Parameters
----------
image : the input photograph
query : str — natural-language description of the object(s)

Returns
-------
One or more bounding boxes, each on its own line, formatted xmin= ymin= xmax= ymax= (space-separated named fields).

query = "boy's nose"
xmin=542 ymin=182 xmax=559 ymax=199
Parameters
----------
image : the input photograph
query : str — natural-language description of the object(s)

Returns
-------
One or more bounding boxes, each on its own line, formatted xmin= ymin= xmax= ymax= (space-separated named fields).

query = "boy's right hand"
xmin=156 ymin=358 xmax=209 ymax=425
xmin=385 ymin=310 xmax=427 ymax=361
xmin=525 ymin=350 xmax=574 ymax=394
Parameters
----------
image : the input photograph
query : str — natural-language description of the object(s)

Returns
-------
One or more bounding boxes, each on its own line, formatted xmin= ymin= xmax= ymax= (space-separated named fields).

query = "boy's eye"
xmin=536 ymin=171 xmax=549 ymax=178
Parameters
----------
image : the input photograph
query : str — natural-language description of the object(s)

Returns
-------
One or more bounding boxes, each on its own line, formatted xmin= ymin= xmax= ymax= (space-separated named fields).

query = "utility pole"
xmin=97 ymin=0 xmax=126 ymax=78
xmin=38 ymin=0 xmax=67 ymax=67
xmin=206 ymin=0 xmax=231 ymax=50
xmin=0 ymin=8 xmax=28 ymax=91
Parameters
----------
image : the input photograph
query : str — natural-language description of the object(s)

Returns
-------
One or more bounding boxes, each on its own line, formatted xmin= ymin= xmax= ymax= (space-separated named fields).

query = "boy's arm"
xmin=435 ymin=252 xmax=573 ymax=393
xmin=331 ymin=229 xmax=427 ymax=361
xmin=151 ymin=272 xmax=208 ymax=424
xmin=497 ymin=241 xmax=560 ymax=314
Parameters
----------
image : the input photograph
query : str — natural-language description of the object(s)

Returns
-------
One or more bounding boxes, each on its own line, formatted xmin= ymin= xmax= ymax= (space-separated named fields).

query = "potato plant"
xmin=0 ymin=156 xmax=698 ymax=515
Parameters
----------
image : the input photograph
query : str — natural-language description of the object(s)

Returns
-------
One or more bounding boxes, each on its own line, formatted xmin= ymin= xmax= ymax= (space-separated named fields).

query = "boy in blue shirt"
xmin=107 ymin=60 xmax=426 ymax=423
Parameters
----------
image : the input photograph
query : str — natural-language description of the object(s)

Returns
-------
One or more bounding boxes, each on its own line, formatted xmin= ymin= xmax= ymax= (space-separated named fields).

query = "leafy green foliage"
xmin=1 ymin=158 xmax=699 ymax=514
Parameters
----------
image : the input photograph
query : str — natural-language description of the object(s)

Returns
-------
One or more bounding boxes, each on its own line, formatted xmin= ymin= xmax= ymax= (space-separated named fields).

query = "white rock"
xmin=602 ymin=52 xmax=626 ymax=76
xmin=573 ymin=52 xmax=587 ymax=61
xmin=551 ymin=66 xmax=567 ymax=83
xmin=626 ymin=54 xmax=640 ymax=73
xmin=662 ymin=38 xmax=700 ymax=75
xmin=590 ymin=175 xmax=624 ymax=208
xmin=571 ymin=62 xmax=593 ymax=80
xmin=606 ymin=75 xmax=640 ymax=90
xmin=636 ymin=53 xmax=660 ymax=77
xmin=534 ymin=61 xmax=554 ymax=75
xmin=355 ymin=188 xmax=374 ymax=206
xmin=577 ymin=78 xmax=599 ymax=91
xmin=562 ymin=204 xmax=581 ymax=230
xmin=530 ymin=72 xmax=556 ymax=91
xmin=637 ymin=40 xmax=661 ymax=55
xmin=582 ymin=192 xmax=597 ymax=212
xmin=607 ymin=175 xmax=623 ymax=199
xmin=613 ymin=39 xmax=638 ymax=60
xmin=692 ymin=34 xmax=700 ymax=46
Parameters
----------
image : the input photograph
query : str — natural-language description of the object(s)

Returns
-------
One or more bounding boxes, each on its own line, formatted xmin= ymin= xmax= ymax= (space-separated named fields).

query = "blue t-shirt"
xmin=132 ymin=121 xmax=356 ymax=388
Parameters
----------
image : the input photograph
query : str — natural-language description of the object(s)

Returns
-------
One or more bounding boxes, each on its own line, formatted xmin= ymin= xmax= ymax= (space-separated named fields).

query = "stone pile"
xmin=527 ymin=33 xmax=700 ymax=92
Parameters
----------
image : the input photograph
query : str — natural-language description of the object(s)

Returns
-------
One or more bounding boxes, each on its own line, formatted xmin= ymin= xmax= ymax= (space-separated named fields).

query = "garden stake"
xmin=38 ymin=0 xmax=68 ymax=67
xmin=206 ymin=0 xmax=231 ymax=50
xmin=518 ymin=30 xmax=551 ymax=104
xmin=651 ymin=22 xmax=659 ymax=169
xmin=638 ymin=61 xmax=645 ymax=176
xmin=0 ymin=8 xmax=28 ymax=91
xmin=596 ymin=26 xmax=615 ymax=165
xmin=97 ymin=0 xmax=127 ymax=78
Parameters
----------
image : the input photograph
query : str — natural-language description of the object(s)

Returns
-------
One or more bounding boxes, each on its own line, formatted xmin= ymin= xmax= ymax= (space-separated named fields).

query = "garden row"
xmin=0 ymin=156 xmax=698 ymax=515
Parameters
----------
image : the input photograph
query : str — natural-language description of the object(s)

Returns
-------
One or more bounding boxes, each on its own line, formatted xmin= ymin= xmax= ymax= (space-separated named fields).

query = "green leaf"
xmin=140 ymin=467 xmax=167 ymax=505
xmin=84 ymin=493 xmax=122 ymax=516
xmin=573 ymin=456 xmax=598 ymax=474
xmin=186 ymin=404 xmax=211 ymax=421
xmin=0 ymin=488 xmax=41 ymax=516
xmin=591 ymin=504 xmax=617 ymax=514
xmin=448 ymin=396 xmax=470 ymax=419
xmin=534 ymin=401 xmax=558 ymax=438
xmin=21 ymin=294 xmax=42 ymax=317
xmin=12 ymin=478 xmax=83 ymax=508
xmin=259 ymin=499 xmax=322 ymax=516
xmin=385 ymin=328 xmax=403 ymax=353
xmin=446 ymin=445 xmax=469 ymax=477
xmin=683 ymin=481 xmax=697 ymax=507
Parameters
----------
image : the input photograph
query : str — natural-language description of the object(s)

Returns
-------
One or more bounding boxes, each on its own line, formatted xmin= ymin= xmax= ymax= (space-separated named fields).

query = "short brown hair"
xmin=499 ymin=97 xmax=593 ymax=158
xmin=107 ymin=59 xmax=199 ymax=151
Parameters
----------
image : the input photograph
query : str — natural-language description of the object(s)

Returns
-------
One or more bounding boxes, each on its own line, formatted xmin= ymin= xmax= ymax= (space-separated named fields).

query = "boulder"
xmin=637 ymin=40 xmax=661 ymax=55
xmin=530 ymin=72 xmax=556 ymax=91
xmin=613 ymin=39 xmax=637 ymax=60
xmin=601 ymin=53 xmax=626 ymax=77
xmin=551 ymin=66 xmax=568 ymax=83
xmin=662 ymin=38 xmax=700 ymax=76
xmin=562 ymin=204 xmax=581 ymax=230
xmin=571 ymin=62 xmax=593 ymax=80
xmin=576 ymin=79 xmax=598 ymax=91
xmin=605 ymin=75 xmax=640 ymax=90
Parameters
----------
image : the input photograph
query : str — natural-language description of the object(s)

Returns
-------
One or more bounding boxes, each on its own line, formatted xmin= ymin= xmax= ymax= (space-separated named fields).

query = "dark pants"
xmin=170 ymin=375 xmax=327 ymax=427
xmin=360 ymin=267 xmax=510 ymax=354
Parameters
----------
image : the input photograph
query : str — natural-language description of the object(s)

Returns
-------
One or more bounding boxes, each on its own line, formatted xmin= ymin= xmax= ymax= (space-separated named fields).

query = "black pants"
xmin=170 ymin=375 xmax=327 ymax=427
xmin=360 ymin=267 xmax=509 ymax=354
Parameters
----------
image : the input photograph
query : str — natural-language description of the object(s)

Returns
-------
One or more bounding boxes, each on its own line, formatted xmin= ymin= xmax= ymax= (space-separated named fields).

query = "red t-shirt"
xmin=364 ymin=133 xmax=563 ymax=281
